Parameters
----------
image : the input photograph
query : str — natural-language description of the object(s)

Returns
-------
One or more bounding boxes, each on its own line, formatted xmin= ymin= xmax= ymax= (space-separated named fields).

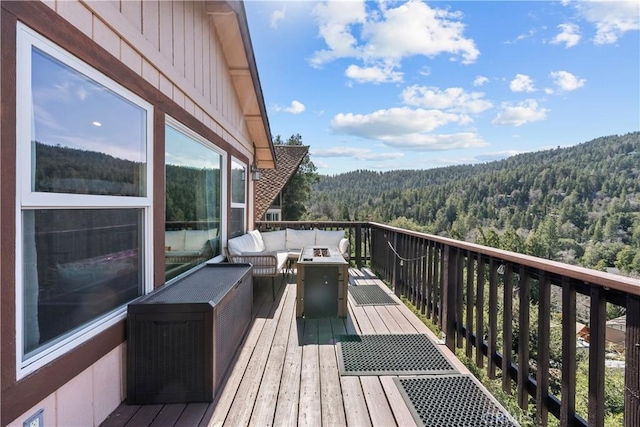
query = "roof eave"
xmin=206 ymin=0 xmax=275 ymax=169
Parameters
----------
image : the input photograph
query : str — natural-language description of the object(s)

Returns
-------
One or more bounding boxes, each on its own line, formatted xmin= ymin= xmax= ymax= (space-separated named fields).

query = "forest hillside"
xmin=309 ymin=132 xmax=640 ymax=274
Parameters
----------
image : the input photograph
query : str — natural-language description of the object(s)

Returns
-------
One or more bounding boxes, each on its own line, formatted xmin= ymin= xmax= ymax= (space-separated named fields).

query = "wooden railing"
xmin=369 ymin=222 xmax=640 ymax=427
xmin=255 ymin=220 xmax=640 ymax=426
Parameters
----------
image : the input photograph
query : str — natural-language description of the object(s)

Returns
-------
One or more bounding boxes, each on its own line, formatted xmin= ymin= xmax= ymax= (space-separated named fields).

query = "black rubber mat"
xmin=349 ymin=285 xmax=398 ymax=306
xmin=337 ymin=334 xmax=457 ymax=376
xmin=395 ymin=375 xmax=519 ymax=427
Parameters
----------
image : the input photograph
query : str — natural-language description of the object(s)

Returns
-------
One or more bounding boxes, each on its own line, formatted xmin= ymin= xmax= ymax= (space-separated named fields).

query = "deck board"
xmin=223 ymin=282 xmax=289 ymax=426
xmin=298 ymin=319 xmax=321 ymax=426
xmin=149 ymin=404 xmax=185 ymax=427
xmin=248 ymin=284 xmax=297 ymax=426
xmin=341 ymin=377 xmax=372 ymax=427
xmin=272 ymin=308 xmax=303 ymax=426
xmin=101 ymin=268 xmax=499 ymax=427
xmin=318 ymin=318 xmax=347 ymax=427
xmin=360 ymin=376 xmax=397 ymax=426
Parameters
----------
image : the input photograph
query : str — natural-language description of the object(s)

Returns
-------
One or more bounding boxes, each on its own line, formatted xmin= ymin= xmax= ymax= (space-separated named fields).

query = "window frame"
xmin=14 ymin=23 xmax=154 ymax=379
xmin=165 ymin=116 xmax=227 ymax=266
xmin=230 ymin=157 xmax=247 ymax=238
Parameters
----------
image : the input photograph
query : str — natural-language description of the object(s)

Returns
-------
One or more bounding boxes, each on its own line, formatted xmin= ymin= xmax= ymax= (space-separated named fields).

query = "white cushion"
xmin=248 ymin=229 xmax=265 ymax=252
xmin=241 ymin=250 xmax=275 ymax=256
xmin=339 ymin=238 xmax=350 ymax=257
xmin=165 ymin=230 xmax=186 ymax=251
xmin=184 ymin=229 xmax=212 ymax=251
xmin=262 ymin=230 xmax=287 ymax=252
xmin=227 ymin=233 xmax=261 ymax=256
xmin=286 ymin=229 xmax=316 ymax=251
xmin=315 ymin=230 xmax=346 ymax=247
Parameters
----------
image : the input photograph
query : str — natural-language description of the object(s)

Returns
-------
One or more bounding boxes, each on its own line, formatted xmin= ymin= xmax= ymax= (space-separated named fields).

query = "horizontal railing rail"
xmin=253 ymin=220 xmax=639 ymax=426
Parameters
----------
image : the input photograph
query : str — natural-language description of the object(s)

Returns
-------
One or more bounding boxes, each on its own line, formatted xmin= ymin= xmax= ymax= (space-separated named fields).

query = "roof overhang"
xmin=206 ymin=1 xmax=275 ymax=169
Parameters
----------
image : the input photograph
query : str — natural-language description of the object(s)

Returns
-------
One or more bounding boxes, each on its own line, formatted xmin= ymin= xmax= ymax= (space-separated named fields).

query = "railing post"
xmin=589 ymin=284 xmax=606 ymax=427
xmin=355 ymin=223 xmax=362 ymax=268
xmin=517 ymin=267 xmax=530 ymax=411
xmin=442 ymin=245 xmax=457 ymax=350
xmin=502 ymin=263 xmax=513 ymax=394
xmin=536 ymin=272 xmax=550 ymax=426
xmin=466 ymin=251 xmax=474 ymax=359
xmin=392 ymin=231 xmax=399 ymax=296
xmin=488 ymin=257 xmax=498 ymax=379
xmin=561 ymin=277 xmax=576 ymax=425
xmin=475 ymin=256 xmax=485 ymax=369
xmin=456 ymin=250 xmax=464 ymax=349
xmin=427 ymin=241 xmax=434 ymax=320
xmin=625 ymin=295 xmax=640 ymax=426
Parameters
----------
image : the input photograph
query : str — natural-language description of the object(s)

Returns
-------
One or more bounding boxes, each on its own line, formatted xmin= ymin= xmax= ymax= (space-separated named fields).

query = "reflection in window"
xmin=32 ymin=48 xmax=146 ymax=196
xmin=23 ymin=209 xmax=144 ymax=357
xmin=230 ymin=160 xmax=246 ymax=238
xmin=17 ymin=25 xmax=152 ymax=368
xmin=165 ymin=124 xmax=222 ymax=280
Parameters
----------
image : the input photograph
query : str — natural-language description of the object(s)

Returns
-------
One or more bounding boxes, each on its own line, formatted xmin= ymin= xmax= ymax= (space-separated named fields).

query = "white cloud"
xmin=402 ymin=85 xmax=493 ymax=114
xmin=331 ymin=107 xmax=464 ymax=138
xmin=380 ymin=132 xmax=488 ymax=150
xmin=274 ymin=100 xmax=306 ymax=114
xmin=509 ymin=74 xmax=536 ymax=93
xmin=311 ymin=146 xmax=404 ymax=161
xmin=330 ymin=107 xmax=486 ymax=150
xmin=309 ymin=0 xmax=366 ymax=67
xmin=310 ymin=0 xmax=479 ymax=69
xmin=270 ymin=7 xmax=286 ymax=29
xmin=492 ymin=99 xmax=548 ymax=127
xmin=505 ymin=28 xmax=536 ymax=44
xmin=550 ymin=70 xmax=586 ymax=91
xmin=473 ymin=76 xmax=489 ymax=86
xmin=575 ymin=0 xmax=639 ymax=44
xmin=551 ymin=23 xmax=581 ymax=48
xmin=544 ymin=88 xmax=555 ymax=95
xmin=345 ymin=64 xmax=403 ymax=84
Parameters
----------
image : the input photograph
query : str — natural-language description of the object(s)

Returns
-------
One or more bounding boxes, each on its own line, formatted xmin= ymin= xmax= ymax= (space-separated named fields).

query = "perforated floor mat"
xmin=337 ymin=334 xmax=457 ymax=376
xmin=349 ymin=285 xmax=398 ymax=306
xmin=395 ymin=375 xmax=519 ymax=426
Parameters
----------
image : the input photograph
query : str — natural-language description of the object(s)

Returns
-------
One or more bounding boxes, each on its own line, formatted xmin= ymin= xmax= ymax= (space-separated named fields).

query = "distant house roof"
xmin=255 ymin=145 xmax=309 ymax=219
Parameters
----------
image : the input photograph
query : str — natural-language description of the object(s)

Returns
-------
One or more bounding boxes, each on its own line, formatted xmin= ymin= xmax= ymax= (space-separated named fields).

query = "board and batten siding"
xmin=47 ymin=0 xmax=252 ymax=159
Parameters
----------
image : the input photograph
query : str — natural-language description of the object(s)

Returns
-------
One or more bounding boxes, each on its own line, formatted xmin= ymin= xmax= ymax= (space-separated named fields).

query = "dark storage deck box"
xmin=127 ymin=263 xmax=252 ymax=404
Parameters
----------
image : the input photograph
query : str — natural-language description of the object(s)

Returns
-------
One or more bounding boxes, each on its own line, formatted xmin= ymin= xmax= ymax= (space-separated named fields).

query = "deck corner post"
xmin=625 ymin=295 xmax=640 ymax=426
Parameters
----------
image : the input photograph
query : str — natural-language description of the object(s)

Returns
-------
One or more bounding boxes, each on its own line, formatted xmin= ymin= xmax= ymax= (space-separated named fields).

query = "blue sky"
xmin=245 ymin=0 xmax=640 ymax=175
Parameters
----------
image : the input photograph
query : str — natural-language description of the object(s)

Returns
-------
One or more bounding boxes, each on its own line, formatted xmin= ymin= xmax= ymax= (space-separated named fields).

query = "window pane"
xmin=23 ymin=209 xmax=144 ymax=357
xmin=32 ymin=47 xmax=146 ymax=196
xmin=231 ymin=161 xmax=246 ymax=204
xmin=230 ymin=208 xmax=245 ymax=238
xmin=165 ymin=125 xmax=221 ymax=280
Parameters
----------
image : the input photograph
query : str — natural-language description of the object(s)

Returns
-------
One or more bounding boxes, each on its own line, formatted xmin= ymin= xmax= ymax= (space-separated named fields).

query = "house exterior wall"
xmin=0 ymin=1 xmax=265 ymax=425
xmin=72 ymin=0 xmax=254 ymax=159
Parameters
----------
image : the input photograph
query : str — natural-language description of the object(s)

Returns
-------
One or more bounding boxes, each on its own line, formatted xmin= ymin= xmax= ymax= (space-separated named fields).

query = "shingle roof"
xmin=255 ymin=145 xmax=309 ymax=220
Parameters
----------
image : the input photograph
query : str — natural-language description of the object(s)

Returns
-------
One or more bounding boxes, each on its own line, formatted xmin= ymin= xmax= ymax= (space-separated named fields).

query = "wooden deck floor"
xmin=101 ymin=268 xmax=473 ymax=427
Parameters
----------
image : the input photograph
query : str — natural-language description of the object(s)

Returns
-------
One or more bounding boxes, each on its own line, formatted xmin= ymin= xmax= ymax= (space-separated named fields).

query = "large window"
xmin=165 ymin=120 xmax=224 ymax=280
xmin=16 ymin=25 xmax=153 ymax=375
xmin=230 ymin=159 xmax=247 ymax=238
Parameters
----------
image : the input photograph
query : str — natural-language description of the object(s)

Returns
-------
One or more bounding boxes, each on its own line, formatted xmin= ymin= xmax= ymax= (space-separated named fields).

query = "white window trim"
xmin=15 ymin=24 xmax=154 ymax=379
xmin=165 ymin=116 xmax=227 ymax=264
xmin=231 ymin=157 xmax=248 ymax=236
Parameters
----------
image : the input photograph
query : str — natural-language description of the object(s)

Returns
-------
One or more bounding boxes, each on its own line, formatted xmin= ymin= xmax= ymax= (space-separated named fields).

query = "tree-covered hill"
xmin=309 ymin=132 xmax=640 ymax=274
